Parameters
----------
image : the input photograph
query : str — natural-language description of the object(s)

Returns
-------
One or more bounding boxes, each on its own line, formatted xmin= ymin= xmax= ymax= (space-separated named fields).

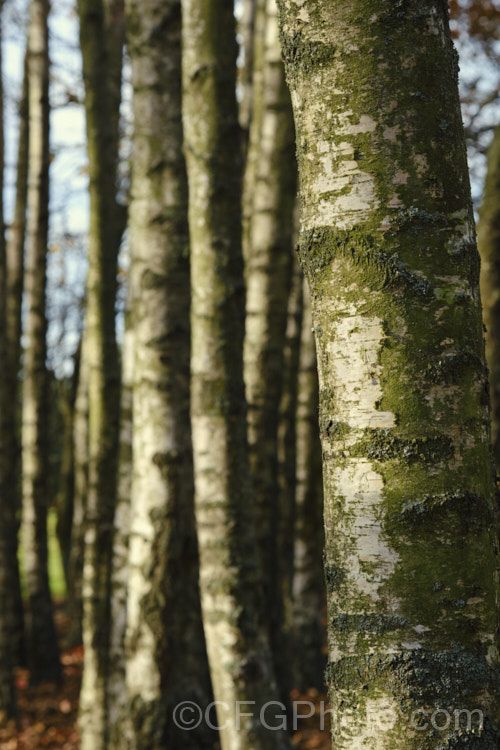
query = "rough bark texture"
xmin=478 ymin=126 xmax=500 ymax=468
xmin=243 ymin=0 xmax=296 ymax=701
xmin=77 ymin=0 xmax=124 ymax=744
xmin=182 ymin=1 xmax=290 ymax=748
xmin=277 ymin=1 xmax=500 ymax=747
xmin=122 ymin=1 xmax=212 ymax=747
xmin=22 ymin=0 xmax=61 ymax=685
xmin=0 ymin=0 xmax=17 ymax=721
xmin=292 ymin=280 xmax=325 ymax=690
xmin=4 ymin=34 xmax=28 ymax=671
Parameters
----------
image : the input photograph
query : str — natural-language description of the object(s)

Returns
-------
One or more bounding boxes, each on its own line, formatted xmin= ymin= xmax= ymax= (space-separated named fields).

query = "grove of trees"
xmin=0 ymin=0 xmax=499 ymax=748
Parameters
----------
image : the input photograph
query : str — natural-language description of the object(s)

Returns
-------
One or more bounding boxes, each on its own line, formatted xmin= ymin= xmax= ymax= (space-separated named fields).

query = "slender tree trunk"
xmin=120 ymin=1 xmax=213 ymax=746
xmin=0 ymin=0 xmax=17 ymax=721
xmin=243 ymin=0 xmax=296 ymax=699
xmin=292 ymin=280 xmax=325 ymax=691
xmin=66 ymin=334 xmax=87 ymax=648
xmin=182 ymin=2 xmax=290 ymax=748
xmin=479 ymin=125 xmax=500 ymax=468
xmin=238 ymin=0 xmax=256 ymax=152
xmin=242 ymin=0 xmax=266 ymax=260
xmin=22 ymin=0 xmax=61 ymax=685
xmin=4 ymin=33 xmax=28 ymax=672
xmin=108 ymin=309 xmax=132 ymax=749
xmin=277 ymin=254 xmax=302 ymax=669
xmin=278 ymin=1 xmax=500 ymax=746
xmin=77 ymin=0 xmax=124 ymax=744
xmin=55 ymin=364 xmax=78 ymax=582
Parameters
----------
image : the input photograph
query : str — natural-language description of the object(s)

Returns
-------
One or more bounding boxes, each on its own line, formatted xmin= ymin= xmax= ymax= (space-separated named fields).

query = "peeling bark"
xmin=278 ymin=0 xmax=500 ymax=746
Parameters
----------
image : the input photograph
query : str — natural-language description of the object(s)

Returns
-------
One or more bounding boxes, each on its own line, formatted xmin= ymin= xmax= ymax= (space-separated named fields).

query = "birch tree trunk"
xmin=4 ymin=34 xmax=28 ymax=671
xmin=292 ymin=281 xmax=325 ymax=690
xmin=0 ymin=0 xmax=17 ymax=720
xmin=108 ymin=308 xmax=132 ymax=749
xmin=22 ymin=0 xmax=61 ymax=685
xmin=478 ymin=125 xmax=500 ymax=467
xmin=121 ymin=1 xmax=212 ymax=746
xmin=77 ymin=0 xmax=124 ymax=744
xmin=243 ymin=0 xmax=296 ymax=698
xmin=66 ymin=334 xmax=87 ymax=648
xmin=278 ymin=1 xmax=500 ymax=746
xmin=277 ymin=255 xmax=303 ymax=659
xmin=182 ymin=1 xmax=290 ymax=748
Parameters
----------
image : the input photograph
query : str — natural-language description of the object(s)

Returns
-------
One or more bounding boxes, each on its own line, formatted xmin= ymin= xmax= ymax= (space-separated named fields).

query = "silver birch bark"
xmin=478 ymin=125 xmax=500 ymax=467
xmin=22 ymin=0 xmax=61 ymax=685
xmin=292 ymin=280 xmax=325 ymax=690
xmin=182 ymin=1 xmax=290 ymax=748
xmin=277 ymin=0 xmax=500 ymax=746
xmin=238 ymin=0 xmax=257 ymax=146
xmin=277 ymin=254 xmax=302 ymax=654
xmin=66 ymin=334 xmax=87 ymax=648
xmin=0 ymin=0 xmax=16 ymax=720
xmin=243 ymin=0 xmax=296 ymax=698
xmin=120 ymin=1 xmax=212 ymax=746
xmin=4 ymin=33 xmax=28 ymax=671
xmin=77 ymin=0 xmax=124 ymax=744
xmin=108 ymin=308 xmax=132 ymax=749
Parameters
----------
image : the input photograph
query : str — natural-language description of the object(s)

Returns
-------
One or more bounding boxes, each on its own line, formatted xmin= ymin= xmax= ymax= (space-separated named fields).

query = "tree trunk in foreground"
xmin=122 ymin=0 xmax=212 ymax=746
xmin=243 ymin=0 xmax=296 ymax=701
xmin=278 ymin=1 xmax=500 ymax=746
xmin=292 ymin=280 xmax=325 ymax=690
xmin=5 ymin=52 xmax=29 ymax=667
xmin=182 ymin=1 xmax=290 ymax=748
xmin=478 ymin=125 xmax=500 ymax=468
xmin=77 ymin=0 xmax=124 ymax=744
xmin=22 ymin=0 xmax=61 ymax=685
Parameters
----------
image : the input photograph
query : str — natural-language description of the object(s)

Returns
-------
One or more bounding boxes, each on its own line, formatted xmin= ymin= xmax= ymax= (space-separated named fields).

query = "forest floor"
xmin=0 ymin=604 xmax=330 ymax=750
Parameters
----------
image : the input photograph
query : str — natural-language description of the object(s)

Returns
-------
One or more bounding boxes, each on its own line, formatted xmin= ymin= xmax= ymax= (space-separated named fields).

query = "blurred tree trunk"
xmin=243 ymin=0 xmax=296 ymax=699
xmin=77 ymin=0 xmax=124 ymax=744
xmin=22 ymin=0 xmax=61 ymax=685
xmin=278 ymin=0 xmax=500 ymax=745
xmin=4 ymin=36 xmax=28 ymax=671
xmin=292 ymin=280 xmax=325 ymax=690
xmin=238 ymin=0 xmax=256 ymax=153
xmin=55 ymin=359 xmax=79 ymax=582
xmin=242 ymin=0 xmax=265 ymax=260
xmin=65 ymin=334 xmax=87 ymax=648
xmin=478 ymin=125 xmax=500 ymax=467
xmin=118 ymin=0 xmax=213 ymax=746
xmin=0 ymin=0 xmax=17 ymax=721
xmin=182 ymin=0 xmax=290 ymax=747
xmin=277 ymin=254 xmax=302 ymax=664
xmin=108 ymin=306 xmax=132 ymax=749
